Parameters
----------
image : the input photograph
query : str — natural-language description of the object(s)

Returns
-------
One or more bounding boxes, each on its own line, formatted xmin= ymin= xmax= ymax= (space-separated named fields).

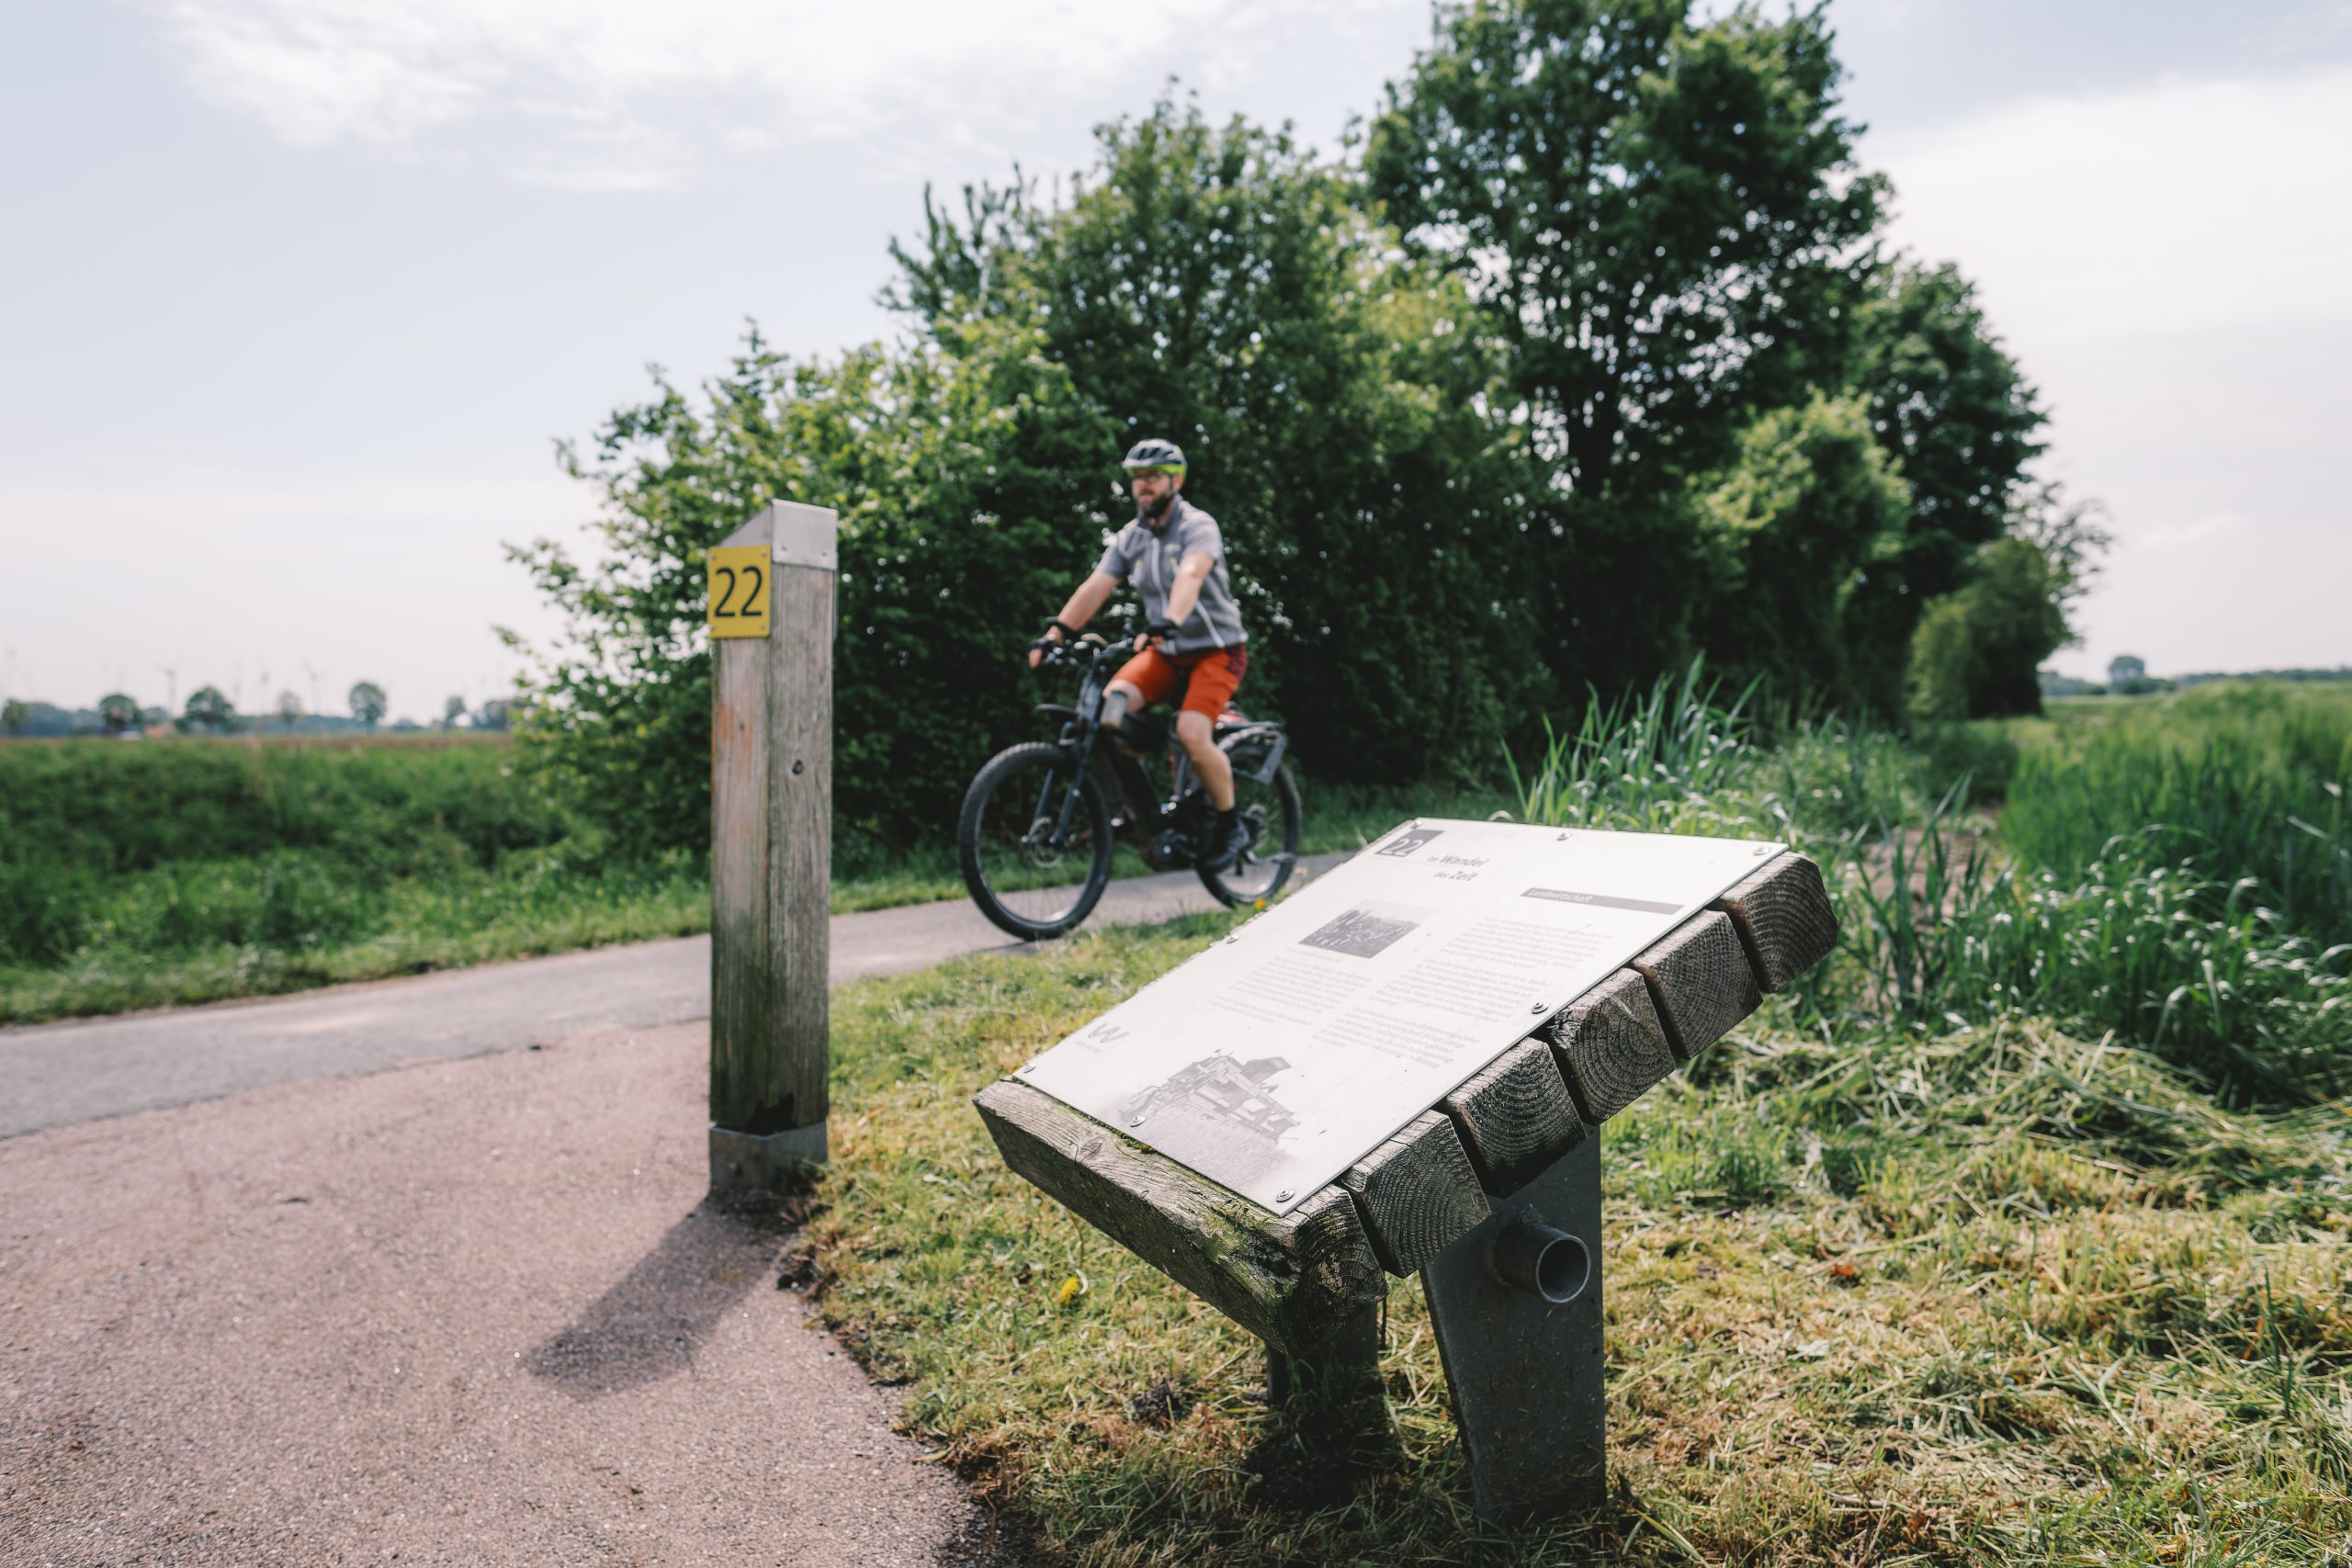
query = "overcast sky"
xmin=4 ymin=0 xmax=2347 ymax=721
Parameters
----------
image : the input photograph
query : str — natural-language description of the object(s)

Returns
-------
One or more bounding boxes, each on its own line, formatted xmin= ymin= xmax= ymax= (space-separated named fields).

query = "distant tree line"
xmin=2038 ymin=660 xmax=2352 ymax=700
xmin=0 ymin=682 xmax=514 ymax=738
xmin=509 ymin=0 xmax=2097 ymax=855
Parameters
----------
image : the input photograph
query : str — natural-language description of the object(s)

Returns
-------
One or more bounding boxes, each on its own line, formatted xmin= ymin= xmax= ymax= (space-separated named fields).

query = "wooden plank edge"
xmin=1541 ymin=967 xmax=1677 ymax=1126
xmin=1709 ymin=851 xmax=1839 ymax=994
xmin=1340 ymin=1110 xmax=1491 ymax=1276
xmin=973 ymin=1078 xmax=1384 ymax=1355
xmin=1630 ymin=909 xmax=1762 ymax=1063
xmin=1439 ymin=1038 xmax=1589 ymax=1196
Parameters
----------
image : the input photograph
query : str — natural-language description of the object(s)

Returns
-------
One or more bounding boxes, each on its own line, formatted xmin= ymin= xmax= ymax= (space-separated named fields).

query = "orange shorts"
xmin=1113 ymin=643 xmax=1249 ymax=722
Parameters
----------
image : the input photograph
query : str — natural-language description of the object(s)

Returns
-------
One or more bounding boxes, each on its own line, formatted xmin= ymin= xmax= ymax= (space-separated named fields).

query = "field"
xmin=788 ymin=679 xmax=2352 ymax=1565
xmin=0 ymin=733 xmax=1504 ymax=1024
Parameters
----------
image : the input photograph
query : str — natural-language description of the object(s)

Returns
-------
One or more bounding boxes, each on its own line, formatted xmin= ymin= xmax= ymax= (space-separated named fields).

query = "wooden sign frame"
xmin=977 ymin=848 xmax=1838 ymax=1521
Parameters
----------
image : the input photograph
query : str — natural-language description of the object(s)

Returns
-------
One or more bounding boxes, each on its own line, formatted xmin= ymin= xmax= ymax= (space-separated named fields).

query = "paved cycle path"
xmin=2 ymin=854 xmax=1349 ymax=1140
xmin=0 ymin=854 xmax=1347 ymax=1563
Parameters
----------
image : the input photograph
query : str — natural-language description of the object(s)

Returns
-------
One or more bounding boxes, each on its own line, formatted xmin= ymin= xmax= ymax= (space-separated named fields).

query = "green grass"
xmin=0 ymin=735 xmax=1494 ymax=1023
xmin=802 ymin=923 xmax=2352 ymax=1567
xmin=2001 ymin=684 xmax=2352 ymax=940
xmin=0 ymin=848 xmax=711 ymax=1021
xmin=781 ymin=670 xmax=2352 ymax=1563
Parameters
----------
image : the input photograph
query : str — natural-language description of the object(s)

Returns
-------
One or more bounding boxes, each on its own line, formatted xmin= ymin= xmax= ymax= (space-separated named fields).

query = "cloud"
xmin=2141 ymin=512 xmax=2255 ymax=550
xmin=1873 ymin=62 xmax=2352 ymax=348
xmin=154 ymin=0 xmax=1397 ymax=188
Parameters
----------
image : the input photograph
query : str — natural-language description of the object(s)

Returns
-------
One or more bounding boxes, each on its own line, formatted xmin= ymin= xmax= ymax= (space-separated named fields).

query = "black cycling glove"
xmin=1028 ymin=620 xmax=1078 ymax=657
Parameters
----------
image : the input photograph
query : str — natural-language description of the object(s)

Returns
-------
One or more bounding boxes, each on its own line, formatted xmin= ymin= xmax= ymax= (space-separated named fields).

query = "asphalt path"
xmin=1 ymin=854 xmax=1350 ymax=1140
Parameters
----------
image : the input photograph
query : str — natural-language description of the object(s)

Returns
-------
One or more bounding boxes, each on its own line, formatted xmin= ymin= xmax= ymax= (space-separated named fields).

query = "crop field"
xmin=792 ymin=678 xmax=2352 ymax=1565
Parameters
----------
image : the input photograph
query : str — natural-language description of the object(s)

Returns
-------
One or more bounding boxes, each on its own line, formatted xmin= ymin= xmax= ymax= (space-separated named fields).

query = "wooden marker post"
xmin=707 ymin=501 xmax=838 ymax=1193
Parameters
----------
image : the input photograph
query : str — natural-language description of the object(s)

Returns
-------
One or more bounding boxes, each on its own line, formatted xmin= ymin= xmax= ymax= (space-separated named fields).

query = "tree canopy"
xmin=348 ymin=682 xmax=387 ymax=732
xmin=513 ymin=7 xmax=2088 ymax=852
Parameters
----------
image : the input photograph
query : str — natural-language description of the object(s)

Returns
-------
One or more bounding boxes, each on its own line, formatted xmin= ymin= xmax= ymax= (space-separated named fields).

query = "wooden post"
xmin=709 ymin=501 xmax=837 ymax=1194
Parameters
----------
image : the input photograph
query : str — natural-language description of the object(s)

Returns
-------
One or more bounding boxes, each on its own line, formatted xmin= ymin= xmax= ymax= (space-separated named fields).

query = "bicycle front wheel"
xmin=958 ymin=741 xmax=1116 ymax=941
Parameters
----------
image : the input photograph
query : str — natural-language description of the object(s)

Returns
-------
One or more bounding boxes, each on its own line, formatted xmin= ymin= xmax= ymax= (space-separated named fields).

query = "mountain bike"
xmin=957 ymin=633 xmax=1303 ymax=941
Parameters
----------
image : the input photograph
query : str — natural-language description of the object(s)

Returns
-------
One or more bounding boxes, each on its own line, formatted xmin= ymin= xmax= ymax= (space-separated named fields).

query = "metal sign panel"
xmin=1016 ymin=820 xmax=1782 ymax=1214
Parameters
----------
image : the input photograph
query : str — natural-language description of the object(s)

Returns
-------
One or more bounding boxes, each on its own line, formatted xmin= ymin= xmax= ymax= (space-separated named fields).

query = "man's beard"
xmin=1136 ymin=491 xmax=1175 ymax=526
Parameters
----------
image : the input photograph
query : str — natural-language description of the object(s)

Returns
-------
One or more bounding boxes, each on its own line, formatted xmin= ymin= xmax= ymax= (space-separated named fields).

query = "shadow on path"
xmin=525 ymin=1196 xmax=797 ymax=1400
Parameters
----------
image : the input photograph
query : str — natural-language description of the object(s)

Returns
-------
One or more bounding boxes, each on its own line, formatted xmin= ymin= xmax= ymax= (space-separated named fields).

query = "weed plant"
xmin=1509 ymin=668 xmax=2352 ymax=1103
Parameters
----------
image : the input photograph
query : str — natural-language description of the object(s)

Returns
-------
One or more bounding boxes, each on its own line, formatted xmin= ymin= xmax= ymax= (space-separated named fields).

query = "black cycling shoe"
xmin=1202 ymin=813 xmax=1253 ymax=873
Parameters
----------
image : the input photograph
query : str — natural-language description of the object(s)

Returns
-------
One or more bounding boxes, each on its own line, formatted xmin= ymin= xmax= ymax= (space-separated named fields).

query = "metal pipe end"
xmin=1489 ymin=1219 xmax=1592 ymax=1304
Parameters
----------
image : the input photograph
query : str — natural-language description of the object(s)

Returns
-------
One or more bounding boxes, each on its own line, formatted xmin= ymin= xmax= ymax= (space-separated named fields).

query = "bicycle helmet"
xmin=1121 ymin=438 xmax=1187 ymax=479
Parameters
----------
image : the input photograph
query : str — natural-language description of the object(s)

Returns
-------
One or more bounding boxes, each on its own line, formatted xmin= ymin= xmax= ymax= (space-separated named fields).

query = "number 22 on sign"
xmin=707 ymin=546 xmax=772 ymax=638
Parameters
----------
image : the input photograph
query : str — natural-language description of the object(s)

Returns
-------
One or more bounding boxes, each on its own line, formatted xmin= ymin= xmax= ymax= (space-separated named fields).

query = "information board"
xmin=1017 ymin=819 xmax=1782 ymax=1213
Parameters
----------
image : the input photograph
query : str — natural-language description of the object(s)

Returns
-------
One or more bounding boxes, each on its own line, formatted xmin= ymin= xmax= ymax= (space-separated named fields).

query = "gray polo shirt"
xmin=1095 ymin=495 xmax=1249 ymax=656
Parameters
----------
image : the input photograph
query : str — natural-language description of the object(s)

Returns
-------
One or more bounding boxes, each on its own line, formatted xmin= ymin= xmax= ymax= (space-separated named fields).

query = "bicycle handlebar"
xmin=1030 ymin=630 xmax=1121 ymax=671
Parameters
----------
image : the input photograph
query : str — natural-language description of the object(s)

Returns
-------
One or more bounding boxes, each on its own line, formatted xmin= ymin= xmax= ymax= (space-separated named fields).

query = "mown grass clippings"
xmin=808 ymin=919 xmax=2352 ymax=1566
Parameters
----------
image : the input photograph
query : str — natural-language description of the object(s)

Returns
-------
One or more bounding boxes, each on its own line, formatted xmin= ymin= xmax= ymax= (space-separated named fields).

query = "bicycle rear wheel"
xmin=958 ymin=741 xmax=1116 ymax=941
xmin=1197 ymin=755 xmax=1303 ymax=908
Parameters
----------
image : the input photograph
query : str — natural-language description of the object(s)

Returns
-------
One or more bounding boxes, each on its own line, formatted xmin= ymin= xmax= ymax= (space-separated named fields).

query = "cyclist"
xmin=1029 ymin=437 xmax=1253 ymax=872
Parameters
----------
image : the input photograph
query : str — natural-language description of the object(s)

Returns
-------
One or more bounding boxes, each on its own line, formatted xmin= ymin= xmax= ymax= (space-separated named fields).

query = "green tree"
xmin=895 ymin=101 xmax=1551 ymax=780
xmin=1364 ymin=0 xmax=1885 ymax=696
xmin=181 ymin=685 xmax=238 ymax=735
xmin=1694 ymin=393 xmax=1911 ymax=707
xmin=98 ymin=693 xmax=141 ymax=737
xmin=349 ymin=682 xmax=387 ymax=732
xmin=509 ymin=318 xmax=1116 ymax=853
xmin=441 ymin=695 xmax=467 ymax=731
xmin=1 ymin=698 xmax=28 ymax=737
xmin=1838 ymin=258 xmax=2046 ymax=707
xmin=1905 ymin=484 xmax=2108 ymax=720
xmin=276 ymin=691 xmax=304 ymax=731
xmin=1849 ymin=260 xmax=2044 ymax=590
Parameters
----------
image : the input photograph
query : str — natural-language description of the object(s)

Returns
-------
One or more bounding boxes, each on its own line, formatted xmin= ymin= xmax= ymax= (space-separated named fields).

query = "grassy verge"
xmin=803 ymin=920 xmax=2352 ymax=1567
xmin=0 ymin=854 xmax=711 ymax=1022
xmin=0 ymin=759 xmax=1493 ymax=1024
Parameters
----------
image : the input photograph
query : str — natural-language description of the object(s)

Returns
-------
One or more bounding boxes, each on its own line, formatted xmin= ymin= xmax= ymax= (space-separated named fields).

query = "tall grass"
xmin=1505 ymin=662 xmax=1933 ymax=844
xmin=0 ymin=738 xmax=568 ymax=966
xmin=1835 ymin=799 xmax=2352 ymax=1103
xmin=2003 ymin=684 xmax=2352 ymax=939
xmin=1508 ymin=667 xmax=2352 ymax=1105
xmin=0 ymin=738 xmax=700 ymax=1021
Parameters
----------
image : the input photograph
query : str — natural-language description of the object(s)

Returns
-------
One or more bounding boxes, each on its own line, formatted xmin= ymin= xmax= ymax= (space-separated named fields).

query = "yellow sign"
xmin=707 ymin=547 xmax=773 ymax=638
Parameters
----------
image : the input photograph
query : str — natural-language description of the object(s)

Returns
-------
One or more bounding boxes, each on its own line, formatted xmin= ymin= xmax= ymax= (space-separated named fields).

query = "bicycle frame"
xmin=1030 ymin=637 xmax=1283 ymax=868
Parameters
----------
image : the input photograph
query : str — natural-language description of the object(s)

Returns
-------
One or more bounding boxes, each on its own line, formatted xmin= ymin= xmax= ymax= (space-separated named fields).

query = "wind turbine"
xmin=155 ymin=664 xmax=178 ymax=715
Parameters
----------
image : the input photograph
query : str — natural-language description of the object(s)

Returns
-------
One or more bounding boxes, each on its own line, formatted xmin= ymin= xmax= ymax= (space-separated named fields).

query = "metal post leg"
xmin=1419 ymin=1133 xmax=1606 ymax=1525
